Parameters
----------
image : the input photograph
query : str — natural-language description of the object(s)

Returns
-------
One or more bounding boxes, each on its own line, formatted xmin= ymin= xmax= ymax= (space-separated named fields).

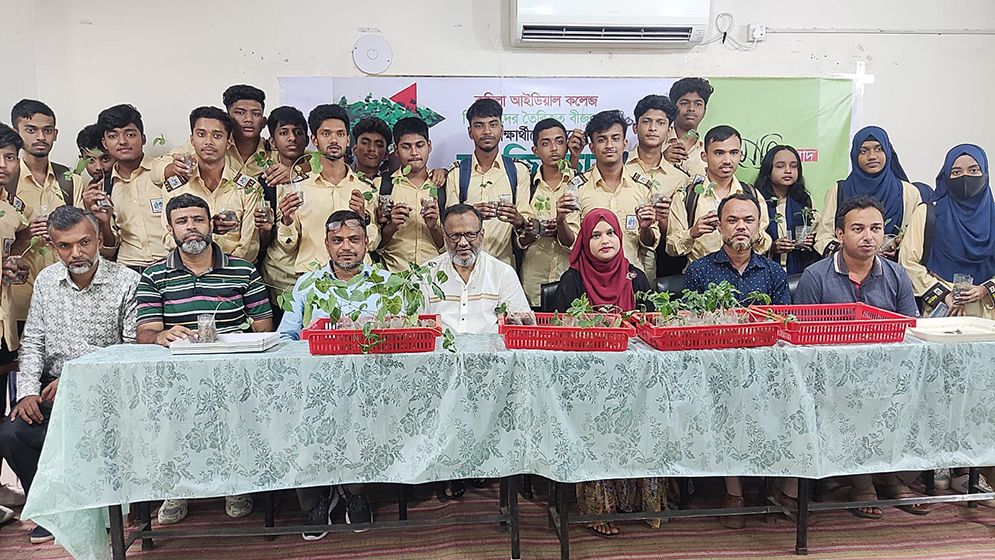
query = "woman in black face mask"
xmin=900 ymin=144 xmax=995 ymax=320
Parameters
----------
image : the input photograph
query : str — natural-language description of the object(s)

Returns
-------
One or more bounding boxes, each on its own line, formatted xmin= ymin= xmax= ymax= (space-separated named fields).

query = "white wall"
xmin=2 ymin=0 xmax=993 ymax=183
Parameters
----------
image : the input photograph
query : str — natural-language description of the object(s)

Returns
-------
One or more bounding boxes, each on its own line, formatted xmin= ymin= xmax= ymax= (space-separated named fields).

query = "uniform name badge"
xmin=165 ymin=175 xmax=185 ymax=192
xmin=3 ymin=238 xmax=12 ymax=258
xmin=625 ymin=214 xmax=638 ymax=231
xmin=235 ymin=173 xmax=256 ymax=189
xmin=11 ymin=196 xmax=25 ymax=213
xmin=569 ymin=175 xmax=585 ymax=189
xmin=150 ymin=198 xmax=164 ymax=214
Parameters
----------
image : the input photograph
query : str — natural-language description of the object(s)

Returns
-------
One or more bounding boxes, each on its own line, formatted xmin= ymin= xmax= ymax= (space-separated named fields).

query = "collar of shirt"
xmin=389 ymin=169 xmax=430 ymax=190
xmin=19 ymin=159 xmax=56 ymax=188
xmin=228 ymin=138 xmax=268 ymax=164
xmin=166 ymin=243 xmax=228 ymax=273
xmin=314 ymin=166 xmax=363 ymax=188
xmin=588 ymin=165 xmax=638 ymax=193
xmin=186 ymin=164 xmax=237 ymax=193
xmin=111 ymin=155 xmax=153 ymax=183
xmin=833 ymin=251 xmax=883 ymax=279
xmin=534 ymin=172 xmax=566 ymax=193
xmin=628 ymin=151 xmax=670 ymax=173
xmin=700 ymin=176 xmax=746 ymax=200
xmin=710 ymin=248 xmax=765 ymax=274
xmin=472 ymin=152 xmax=504 ymax=174
xmin=57 ymin=256 xmax=113 ymax=291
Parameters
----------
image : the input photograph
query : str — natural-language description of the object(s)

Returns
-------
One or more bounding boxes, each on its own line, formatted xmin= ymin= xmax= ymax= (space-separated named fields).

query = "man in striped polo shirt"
xmin=136 ymin=192 xmax=272 ymax=525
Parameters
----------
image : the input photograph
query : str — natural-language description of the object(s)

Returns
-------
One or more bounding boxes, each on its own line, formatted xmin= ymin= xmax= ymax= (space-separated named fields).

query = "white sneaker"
xmin=0 ymin=484 xmax=25 ymax=507
xmin=934 ymin=468 xmax=951 ymax=490
xmin=951 ymin=473 xmax=995 ymax=507
xmin=157 ymin=499 xmax=189 ymax=525
xmin=225 ymin=494 xmax=253 ymax=518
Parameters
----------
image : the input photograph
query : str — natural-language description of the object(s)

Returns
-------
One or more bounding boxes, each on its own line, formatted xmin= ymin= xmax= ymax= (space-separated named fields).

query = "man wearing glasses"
xmin=424 ymin=204 xmax=529 ymax=333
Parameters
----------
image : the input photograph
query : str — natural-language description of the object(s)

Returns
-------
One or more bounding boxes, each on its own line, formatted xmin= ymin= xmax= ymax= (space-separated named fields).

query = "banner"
xmin=279 ymin=76 xmax=853 ymax=209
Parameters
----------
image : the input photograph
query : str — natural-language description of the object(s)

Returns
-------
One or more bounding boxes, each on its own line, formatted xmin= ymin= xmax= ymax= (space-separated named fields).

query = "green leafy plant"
xmin=152 ymin=134 xmax=166 ymax=146
xmin=796 ymin=207 xmax=818 ymax=226
xmin=533 ymin=194 xmax=553 ymax=215
xmin=22 ymin=235 xmax=50 ymax=258
xmin=549 ymin=294 xmax=623 ymax=327
xmin=63 ymin=148 xmax=104 ymax=181
xmin=556 ymin=158 xmax=575 ymax=179
xmin=252 ymin=152 xmax=275 ymax=169
xmin=694 ymin=181 xmax=716 ymax=197
xmin=767 ymin=197 xmax=785 ymax=224
xmin=494 ymin=302 xmax=509 ymax=317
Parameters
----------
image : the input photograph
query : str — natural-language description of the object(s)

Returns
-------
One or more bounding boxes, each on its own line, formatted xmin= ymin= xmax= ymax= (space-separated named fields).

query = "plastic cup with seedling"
xmin=195 ymin=313 xmax=218 ymax=343
xmin=217 ymin=208 xmax=238 ymax=227
xmin=419 ymin=196 xmax=434 ymax=216
xmin=953 ymin=274 xmax=974 ymax=303
xmin=180 ymin=153 xmax=198 ymax=176
xmin=794 ymin=225 xmax=813 ymax=250
xmin=2 ymin=255 xmax=29 ymax=285
xmin=255 ymin=198 xmax=274 ymax=224
xmin=289 ymin=182 xmax=305 ymax=204
xmin=378 ymin=195 xmax=393 ymax=217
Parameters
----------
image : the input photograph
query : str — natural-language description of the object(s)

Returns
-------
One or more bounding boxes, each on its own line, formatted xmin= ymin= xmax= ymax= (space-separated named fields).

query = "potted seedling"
xmin=793 ymin=207 xmax=818 ymax=250
xmin=2 ymin=233 xmax=49 ymax=285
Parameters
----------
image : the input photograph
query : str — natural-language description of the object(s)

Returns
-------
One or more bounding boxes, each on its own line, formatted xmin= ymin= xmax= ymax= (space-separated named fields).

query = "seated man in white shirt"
xmin=424 ymin=204 xmax=529 ymax=334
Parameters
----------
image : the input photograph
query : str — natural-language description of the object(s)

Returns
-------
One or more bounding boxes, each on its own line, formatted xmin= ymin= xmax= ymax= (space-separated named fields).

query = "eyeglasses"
xmin=443 ymin=229 xmax=483 ymax=243
xmin=327 ymin=218 xmax=365 ymax=231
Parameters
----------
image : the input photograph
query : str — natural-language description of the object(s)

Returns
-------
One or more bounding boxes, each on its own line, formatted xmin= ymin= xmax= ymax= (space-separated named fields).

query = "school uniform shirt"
xmin=443 ymin=154 xmax=534 ymax=268
xmin=666 ymin=128 xmax=707 ymax=179
xmin=374 ymin=172 xmax=443 ymax=272
xmin=105 ymin=157 xmax=169 ymax=268
xmin=899 ymin=203 xmax=995 ymax=319
xmin=423 ymin=250 xmax=530 ymax=334
xmin=8 ymin=160 xmax=66 ymax=323
xmin=578 ymin=165 xmax=660 ymax=277
xmin=161 ymin=164 xmax=262 ymax=263
xmin=624 ymin=151 xmax=690 ymax=279
xmin=0 ymin=197 xmax=30 ymax=351
xmin=519 ymin=174 xmax=579 ymax=307
xmin=814 ymin=180 xmax=922 ymax=256
xmin=275 ymin=168 xmax=380 ymax=273
xmin=666 ymin=177 xmax=772 ymax=264
xmin=151 ymin=138 xmax=269 ymax=186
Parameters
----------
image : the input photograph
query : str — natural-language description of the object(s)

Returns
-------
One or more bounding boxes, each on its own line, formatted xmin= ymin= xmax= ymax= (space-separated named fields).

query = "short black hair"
xmin=392 ymin=117 xmax=429 ymax=145
xmin=441 ymin=203 xmax=484 ymax=229
xmin=76 ymin=124 xmax=104 ymax=154
xmin=532 ymin=118 xmax=567 ymax=145
xmin=835 ymin=195 xmax=885 ymax=231
xmin=325 ymin=209 xmax=367 ymax=234
xmin=189 ymin=106 xmax=234 ymax=135
xmin=704 ymin=125 xmax=741 ymax=149
xmin=353 ymin=116 xmax=391 ymax=145
xmin=222 ymin=84 xmax=266 ymax=110
xmin=97 ymin=104 xmax=145 ymax=135
xmin=717 ymin=192 xmax=761 ymax=219
xmin=465 ymin=99 xmax=502 ymax=123
xmin=633 ymin=94 xmax=677 ymax=123
xmin=308 ymin=104 xmax=350 ymax=136
xmin=11 ymin=99 xmax=55 ymax=126
xmin=47 ymin=205 xmax=98 ymax=236
xmin=266 ymin=106 xmax=307 ymax=137
xmin=0 ymin=122 xmax=24 ymax=152
xmin=669 ymin=77 xmax=714 ymax=106
xmin=585 ymin=110 xmax=629 ymax=142
xmin=166 ymin=193 xmax=211 ymax=225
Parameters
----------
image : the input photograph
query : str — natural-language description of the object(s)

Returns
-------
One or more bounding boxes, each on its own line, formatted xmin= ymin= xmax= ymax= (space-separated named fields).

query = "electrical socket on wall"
xmin=748 ymin=24 xmax=767 ymax=42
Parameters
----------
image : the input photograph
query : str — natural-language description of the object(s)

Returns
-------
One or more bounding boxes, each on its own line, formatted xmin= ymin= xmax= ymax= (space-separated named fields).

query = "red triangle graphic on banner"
xmin=390 ymin=83 xmax=418 ymax=112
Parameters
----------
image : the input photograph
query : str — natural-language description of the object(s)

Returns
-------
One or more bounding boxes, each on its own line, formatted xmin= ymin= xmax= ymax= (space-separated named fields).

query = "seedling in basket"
xmin=549 ymin=294 xmax=623 ymax=328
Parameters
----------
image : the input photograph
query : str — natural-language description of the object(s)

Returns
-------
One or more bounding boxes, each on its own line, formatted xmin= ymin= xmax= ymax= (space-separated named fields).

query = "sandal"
xmin=436 ymin=480 xmax=466 ymax=501
xmin=588 ymin=521 xmax=618 ymax=538
xmin=849 ymin=493 xmax=883 ymax=519
xmin=770 ymin=485 xmax=799 ymax=522
xmin=878 ymin=483 xmax=930 ymax=516
xmin=719 ymin=494 xmax=746 ymax=529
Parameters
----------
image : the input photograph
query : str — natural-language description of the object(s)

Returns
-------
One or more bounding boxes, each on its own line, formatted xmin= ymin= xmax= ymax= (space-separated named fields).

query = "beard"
xmin=67 ymin=256 xmax=98 ymax=275
xmin=723 ymin=237 xmax=753 ymax=252
xmin=450 ymin=246 xmax=480 ymax=268
xmin=332 ymin=259 xmax=361 ymax=271
xmin=177 ymin=232 xmax=211 ymax=255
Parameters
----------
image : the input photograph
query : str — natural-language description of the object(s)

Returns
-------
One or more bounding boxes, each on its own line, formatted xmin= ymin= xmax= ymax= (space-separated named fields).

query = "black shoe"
xmin=30 ymin=525 xmax=54 ymax=544
xmin=301 ymin=491 xmax=337 ymax=541
xmin=343 ymin=492 xmax=373 ymax=532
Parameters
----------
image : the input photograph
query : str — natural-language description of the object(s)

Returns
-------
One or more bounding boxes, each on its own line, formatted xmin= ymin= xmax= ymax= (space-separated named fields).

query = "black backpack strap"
xmin=52 ymin=162 xmax=73 ymax=207
xmin=685 ymin=176 xmax=706 ymax=224
xmin=378 ymin=175 xmax=393 ymax=196
xmin=458 ymin=158 xmax=471 ymax=204
xmin=920 ymin=201 xmax=936 ymax=268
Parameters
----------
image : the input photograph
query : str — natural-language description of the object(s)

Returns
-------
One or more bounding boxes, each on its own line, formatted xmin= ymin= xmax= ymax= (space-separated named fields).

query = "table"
xmin=22 ymin=335 xmax=995 ymax=559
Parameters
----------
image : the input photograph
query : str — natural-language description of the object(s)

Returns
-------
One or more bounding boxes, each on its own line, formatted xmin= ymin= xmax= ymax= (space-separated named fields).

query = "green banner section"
xmin=703 ymin=78 xmax=853 ymax=211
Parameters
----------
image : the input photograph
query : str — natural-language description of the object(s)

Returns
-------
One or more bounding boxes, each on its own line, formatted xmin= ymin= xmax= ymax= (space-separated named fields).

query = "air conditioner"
xmin=511 ymin=0 xmax=710 ymax=48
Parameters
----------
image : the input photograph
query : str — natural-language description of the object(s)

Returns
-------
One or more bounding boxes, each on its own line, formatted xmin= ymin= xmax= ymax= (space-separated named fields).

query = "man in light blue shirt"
xmin=278 ymin=209 xmax=388 ymax=341
xmin=276 ymin=209 xmax=381 ymax=538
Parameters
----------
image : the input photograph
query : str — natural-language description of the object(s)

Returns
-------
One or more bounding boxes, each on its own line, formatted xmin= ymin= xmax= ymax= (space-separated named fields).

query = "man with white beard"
xmin=135 ymin=193 xmax=272 ymax=526
xmin=0 ymin=205 xmax=139 ymax=544
xmin=423 ymin=204 xmax=529 ymax=334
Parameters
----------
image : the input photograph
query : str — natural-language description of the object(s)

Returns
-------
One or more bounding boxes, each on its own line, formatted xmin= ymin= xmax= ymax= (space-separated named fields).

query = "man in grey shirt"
xmin=794 ymin=195 xmax=918 ymax=317
xmin=0 ymin=206 xmax=139 ymax=544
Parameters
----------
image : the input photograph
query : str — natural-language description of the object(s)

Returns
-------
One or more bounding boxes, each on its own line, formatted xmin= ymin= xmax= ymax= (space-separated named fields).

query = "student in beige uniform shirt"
xmin=667 ymin=125 xmax=772 ymax=265
xmin=443 ymin=99 xmax=533 ymax=269
xmin=0 ymin=124 xmax=33 ymax=363
xmin=663 ymin=78 xmax=714 ymax=179
xmin=154 ymin=84 xmax=270 ymax=187
xmin=161 ymin=107 xmax=262 ymax=263
xmin=276 ymin=104 xmax=379 ymax=274
xmin=625 ymin=95 xmax=687 ymax=280
xmin=374 ymin=117 xmax=444 ymax=272
xmin=577 ymin=110 xmax=658 ymax=276
xmin=518 ymin=118 xmax=581 ymax=308
xmin=71 ymin=124 xmax=118 ymax=248
xmin=95 ymin=104 xmax=169 ymax=271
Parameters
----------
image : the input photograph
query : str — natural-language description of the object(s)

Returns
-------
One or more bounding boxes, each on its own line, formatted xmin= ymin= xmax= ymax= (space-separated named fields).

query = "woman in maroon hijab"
xmin=550 ymin=209 xmax=664 ymax=536
xmin=551 ymin=209 xmax=652 ymax=313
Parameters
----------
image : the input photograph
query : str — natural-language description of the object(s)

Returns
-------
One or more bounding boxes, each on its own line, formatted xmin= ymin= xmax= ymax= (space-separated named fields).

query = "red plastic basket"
xmin=497 ymin=313 xmax=635 ymax=352
xmin=747 ymin=304 xmax=915 ymax=345
xmin=301 ymin=314 xmax=442 ymax=355
xmin=630 ymin=310 xmax=779 ymax=351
